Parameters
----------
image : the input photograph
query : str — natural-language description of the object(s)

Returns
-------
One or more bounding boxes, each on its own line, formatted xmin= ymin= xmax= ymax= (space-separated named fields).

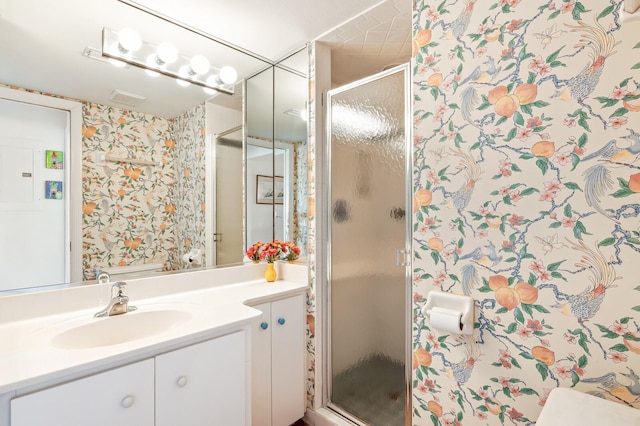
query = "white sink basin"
xmin=51 ymin=309 xmax=192 ymax=350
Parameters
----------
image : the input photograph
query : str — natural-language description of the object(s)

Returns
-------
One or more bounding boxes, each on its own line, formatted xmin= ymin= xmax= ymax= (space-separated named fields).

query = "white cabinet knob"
xmin=177 ymin=376 xmax=188 ymax=387
xmin=121 ymin=395 xmax=135 ymax=408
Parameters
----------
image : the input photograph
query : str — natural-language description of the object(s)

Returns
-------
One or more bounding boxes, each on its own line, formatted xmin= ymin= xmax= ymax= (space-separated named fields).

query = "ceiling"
xmin=0 ymin=0 xmax=410 ymax=117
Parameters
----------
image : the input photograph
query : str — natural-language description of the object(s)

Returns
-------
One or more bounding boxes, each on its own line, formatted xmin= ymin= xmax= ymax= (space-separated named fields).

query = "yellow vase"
xmin=265 ymin=262 xmax=277 ymax=282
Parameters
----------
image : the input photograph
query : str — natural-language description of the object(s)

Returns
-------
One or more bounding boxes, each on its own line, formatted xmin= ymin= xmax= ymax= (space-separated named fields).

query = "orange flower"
xmin=83 ymin=126 xmax=97 ymax=138
xmin=164 ymin=204 xmax=176 ymax=214
xmin=117 ymin=117 xmax=127 ymax=125
xmin=412 ymin=347 xmax=432 ymax=369
xmin=628 ymin=173 xmax=640 ymax=192
xmin=82 ymin=201 xmax=97 ymax=215
xmin=531 ymin=141 xmax=556 ymax=158
xmin=117 ymin=189 xmax=126 ymax=197
xmin=164 ymin=139 xmax=176 ymax=150
xmin=118 ymin=260 xmax=127 ymax=267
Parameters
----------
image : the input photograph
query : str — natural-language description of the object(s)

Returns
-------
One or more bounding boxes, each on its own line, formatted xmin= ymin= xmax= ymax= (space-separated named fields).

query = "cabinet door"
xmin=251 ymin=302 xmax=272 ymax=426
xmin=11 ymin=359 xmax=154 ymax=426
xmin=271 ymin=294 xmax=305 ymax=426
xmin=156 ymin=331 xmax=246 ymax=426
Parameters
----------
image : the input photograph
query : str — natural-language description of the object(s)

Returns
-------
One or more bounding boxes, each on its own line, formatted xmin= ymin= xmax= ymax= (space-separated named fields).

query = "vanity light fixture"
xmin=101 ymin=27 xmax=237 ymax=95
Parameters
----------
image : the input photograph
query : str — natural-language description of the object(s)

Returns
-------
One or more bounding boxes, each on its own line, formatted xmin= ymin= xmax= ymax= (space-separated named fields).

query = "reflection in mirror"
xmin=0 ymin=0 xmax=308 ymax=294
xmin=245 ymin=49 xmax=308 ymax=255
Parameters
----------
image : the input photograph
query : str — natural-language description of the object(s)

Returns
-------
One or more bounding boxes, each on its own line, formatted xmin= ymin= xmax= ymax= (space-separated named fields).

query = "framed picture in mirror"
xmin=256 ymin=175 xmax=284 ymax=204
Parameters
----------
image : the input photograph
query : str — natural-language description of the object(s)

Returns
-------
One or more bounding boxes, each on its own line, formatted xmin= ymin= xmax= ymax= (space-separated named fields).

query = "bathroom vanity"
xmin=0 ymin=262 xmax=308 ymax=426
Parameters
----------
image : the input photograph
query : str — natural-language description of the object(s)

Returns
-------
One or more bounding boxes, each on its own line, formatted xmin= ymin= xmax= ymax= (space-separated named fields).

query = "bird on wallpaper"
xmin=460 ymin=57 xmax=501 ymax=126
xmin=444 ymin=0 xmax=476 ymax=41
xmin=582 ymin=129 xmax=640 ymax=220
xmin=459 ymin=242 xmax=502 ymax=295
xmin=444 ymin=335 xmax=481 ymax=384
xmin=553 ymin=21 xmax=619 ymax=101
xmin=551 ymin=239 xmax=620 ymax=323
xmin=583 ymin=368 xmax=640 ymax=407
xmin=444 ymin=149 xmax=482 ymax=212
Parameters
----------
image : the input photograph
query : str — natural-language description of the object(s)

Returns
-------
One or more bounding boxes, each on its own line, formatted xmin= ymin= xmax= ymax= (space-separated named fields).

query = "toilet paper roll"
xmin=428 ymin=306 xmax=463 ymax=333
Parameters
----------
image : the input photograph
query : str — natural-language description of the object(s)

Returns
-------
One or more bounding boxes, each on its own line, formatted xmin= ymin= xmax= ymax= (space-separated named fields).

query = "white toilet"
xmin=536 ymin=387 xmax=640 ymax=425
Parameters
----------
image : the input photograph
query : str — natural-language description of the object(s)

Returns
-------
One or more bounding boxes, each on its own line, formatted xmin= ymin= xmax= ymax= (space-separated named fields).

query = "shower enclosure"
xmin=326 ymin=64 xmax=411 ymax=426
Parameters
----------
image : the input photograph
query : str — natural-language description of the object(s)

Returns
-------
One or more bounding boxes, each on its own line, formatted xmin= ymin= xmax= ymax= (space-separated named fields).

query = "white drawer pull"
xmin=121 ymin=395 xmax=135 ymax=408
xmin=177 ymin=376 xmax=188 ymax=387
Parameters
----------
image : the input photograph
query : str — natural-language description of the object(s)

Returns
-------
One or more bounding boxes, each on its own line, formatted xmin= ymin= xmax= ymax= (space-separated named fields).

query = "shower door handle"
xmin=396 ymin=249 xmax=410 ymax=267
xmin=213 ymin=232 xmax=222 ymax=242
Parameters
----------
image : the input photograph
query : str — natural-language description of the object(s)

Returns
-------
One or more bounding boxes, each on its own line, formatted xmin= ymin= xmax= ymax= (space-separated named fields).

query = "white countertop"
xmin=0 ymin=262 xmax=308 ymax=395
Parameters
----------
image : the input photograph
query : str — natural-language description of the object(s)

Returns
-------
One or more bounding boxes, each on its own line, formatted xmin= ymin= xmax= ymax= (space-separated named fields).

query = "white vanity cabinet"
xmin=11 ymin=359 xmax=155 ymax=426
xmin=10 ymin=331 xmax=246 ymax=426
xmin=156 ymin=330 xmax=246 ymax=426
xmin=252 ymin=294 xmax=305 ymax=426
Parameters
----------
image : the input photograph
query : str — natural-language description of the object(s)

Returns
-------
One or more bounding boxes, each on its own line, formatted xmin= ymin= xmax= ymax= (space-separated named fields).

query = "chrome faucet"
xmin=94 ymin=282 xmax=137 ymax=318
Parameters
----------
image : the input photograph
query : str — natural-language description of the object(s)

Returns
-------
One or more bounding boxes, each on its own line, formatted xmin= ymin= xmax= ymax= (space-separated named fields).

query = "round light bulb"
xmin=156 ymin=42 xmax=178 ymax=64
xmin=145 ymin=55 xmax=160 ymax=77
xmin=189 ymin=55 xmax=210 ymax=75
xmin=118 ymin=28 xmax=142 ymax=52
xmin=177 ymin=65 xmax=191 ymax=87
xmin=203 ymin=75 xmax=219 ymax=95
xmin=218 ymin=66 xmax=238 ymax=85
xmin=300 ymin=108 xmax=308 ymax=122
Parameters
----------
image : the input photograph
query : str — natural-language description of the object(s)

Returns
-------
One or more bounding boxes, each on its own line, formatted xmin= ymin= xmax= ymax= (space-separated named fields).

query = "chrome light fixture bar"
xmin=101 ymin=27 xmax=237 ymax=95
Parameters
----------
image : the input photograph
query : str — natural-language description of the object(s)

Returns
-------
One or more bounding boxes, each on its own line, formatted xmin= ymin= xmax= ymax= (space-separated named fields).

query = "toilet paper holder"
xmin=421 ymin=291 xmax=474 ymax=335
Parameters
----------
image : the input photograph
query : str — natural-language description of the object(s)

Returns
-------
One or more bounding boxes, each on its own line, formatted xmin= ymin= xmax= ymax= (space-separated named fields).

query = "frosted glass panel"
xmin=329 ymin=69 xmax=407 ymax=426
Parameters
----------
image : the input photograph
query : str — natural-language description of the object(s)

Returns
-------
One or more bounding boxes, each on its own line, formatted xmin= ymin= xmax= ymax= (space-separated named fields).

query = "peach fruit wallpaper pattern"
xmin=412 ymin=0 xmax=640 ymax=425
xmin=82 ymin=102 xmax=207 ymax=279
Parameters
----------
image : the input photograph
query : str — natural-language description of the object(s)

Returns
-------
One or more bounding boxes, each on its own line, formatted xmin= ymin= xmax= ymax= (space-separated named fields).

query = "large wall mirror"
xmin=0 ymin=0 xmax=308 ymax=293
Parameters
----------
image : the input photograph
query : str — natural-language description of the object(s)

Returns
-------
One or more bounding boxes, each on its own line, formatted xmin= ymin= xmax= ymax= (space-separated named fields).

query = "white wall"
xmin=0 ymin=98 xmax=68 ymax=291
xmin=246 ymin=151 xmax=285 ymax=245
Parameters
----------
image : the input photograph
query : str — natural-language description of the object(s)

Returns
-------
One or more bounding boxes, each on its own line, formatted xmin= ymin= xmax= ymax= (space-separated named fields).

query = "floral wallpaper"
xmin=172 ymin=103 xmax=208 ymax=266
xmin=412 ymin=0 xmax=640 ymax=424
xmin=305 ymin=41 xmax=318 ymax=409
xmin=82 ymin=103 xmax=178 ymax=279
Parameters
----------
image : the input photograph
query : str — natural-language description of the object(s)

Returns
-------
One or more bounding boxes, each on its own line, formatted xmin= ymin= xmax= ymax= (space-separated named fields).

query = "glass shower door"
xmin=327 ymin=65 xmax=410 ymax=426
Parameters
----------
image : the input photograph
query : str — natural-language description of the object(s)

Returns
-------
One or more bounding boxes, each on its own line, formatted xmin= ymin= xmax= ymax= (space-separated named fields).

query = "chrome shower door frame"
xmin=323 ymin=63 xmax=412 ymax=426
